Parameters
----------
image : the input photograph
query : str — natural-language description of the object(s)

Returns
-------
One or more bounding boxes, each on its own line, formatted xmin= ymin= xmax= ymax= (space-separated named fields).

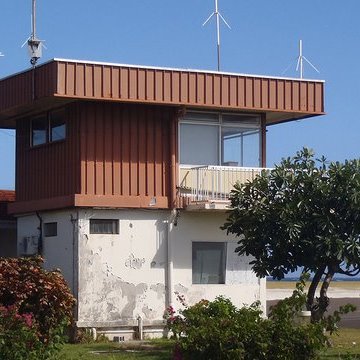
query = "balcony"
xmin=179 ymin=165 xmax=270 ymax=210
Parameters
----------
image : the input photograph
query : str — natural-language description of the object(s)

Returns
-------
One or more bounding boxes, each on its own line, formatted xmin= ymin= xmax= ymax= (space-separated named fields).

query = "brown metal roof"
xmin=0 ymin=190 xmax=15 ymax=202
xmin=0 ymin=190 xmax=15 ymax=219
xmin=0 ymin=59 xmax=325 ymax=129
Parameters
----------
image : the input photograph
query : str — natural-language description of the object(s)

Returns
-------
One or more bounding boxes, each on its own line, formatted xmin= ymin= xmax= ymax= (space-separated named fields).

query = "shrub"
xmin=165 ymin=280 xmax=328 ymax=360
xmin=0 ymin=256 xmax=76 ymax=359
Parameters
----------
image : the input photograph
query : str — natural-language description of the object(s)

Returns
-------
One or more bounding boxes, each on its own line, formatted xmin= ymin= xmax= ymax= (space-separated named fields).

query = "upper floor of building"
xmin=0 ymin=59 xmax=325 ymax=214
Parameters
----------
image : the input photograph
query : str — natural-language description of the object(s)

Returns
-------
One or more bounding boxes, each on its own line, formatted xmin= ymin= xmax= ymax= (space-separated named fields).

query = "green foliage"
xmin=165 ymin=288 xmax=327 ymax=359
xmin=0 ymin=256 xmax=76 ymax=359
xmin=222 ymin=148 xmax=360 ymax=318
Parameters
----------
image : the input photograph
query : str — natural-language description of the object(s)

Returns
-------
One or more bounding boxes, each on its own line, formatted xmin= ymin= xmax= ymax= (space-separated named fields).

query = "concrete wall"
xmin=17 ymin=208 xmax=266 ymax=336
xmin=17 ymin=211 xmax=75 ymax=292
xmin=76 ymin=209 xmax=169 ymax=328
xmin=171 ymin=212 xmax=266 ymax=310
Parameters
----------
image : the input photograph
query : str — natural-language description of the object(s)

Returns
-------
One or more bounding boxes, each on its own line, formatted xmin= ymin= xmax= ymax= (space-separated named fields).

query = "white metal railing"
xmin=179 ymin=165 xmax=271 ymax=202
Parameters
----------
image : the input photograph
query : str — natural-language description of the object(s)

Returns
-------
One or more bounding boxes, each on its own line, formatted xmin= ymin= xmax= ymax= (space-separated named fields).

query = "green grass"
xmin=58 ymin=330 xmax=360 ymax=359
xmin=321 ymin=328 xmax=360 ymax=359
xmin=58 ymin=339 xmax=174 ymax=360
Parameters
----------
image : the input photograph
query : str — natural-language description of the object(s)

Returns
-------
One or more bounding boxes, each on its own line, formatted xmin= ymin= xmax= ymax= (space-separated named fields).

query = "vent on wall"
xmin=22 ymin=236 xmax=39 ymax=255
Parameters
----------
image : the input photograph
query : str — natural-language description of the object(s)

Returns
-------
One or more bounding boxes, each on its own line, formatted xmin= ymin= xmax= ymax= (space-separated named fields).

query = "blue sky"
xmin=1 ymin=0 xmax=360 ymax=189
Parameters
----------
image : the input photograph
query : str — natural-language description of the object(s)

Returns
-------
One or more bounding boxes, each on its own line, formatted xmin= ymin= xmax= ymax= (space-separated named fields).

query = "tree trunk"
xmin=312 ymin=267 xmax=335 ymax=322
xmin=306 ymin=265 xmax=326 ymax=313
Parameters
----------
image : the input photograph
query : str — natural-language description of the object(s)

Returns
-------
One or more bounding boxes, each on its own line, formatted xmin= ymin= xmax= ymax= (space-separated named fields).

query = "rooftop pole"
xmin=203 ymin=0 xmax=231 ymax=72
xmin=23 ymin=0 xmax=44 ymax=66
xmin=296 ymin=39 xmax=319 ymax=79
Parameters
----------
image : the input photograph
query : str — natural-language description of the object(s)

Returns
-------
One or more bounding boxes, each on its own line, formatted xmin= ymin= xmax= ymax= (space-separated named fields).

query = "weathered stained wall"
xmin=76 ymin=209 xmax=265 ymax=329
xmin=77 ymin=209 xmax=169 ymax=327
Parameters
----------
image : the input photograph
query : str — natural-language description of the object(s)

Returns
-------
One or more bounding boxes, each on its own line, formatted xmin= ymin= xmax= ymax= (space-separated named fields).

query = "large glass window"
xmin=180 ymin=112 xmax=261 ymax=167
xmin=192 ymin=242 xmax=226 ymax=284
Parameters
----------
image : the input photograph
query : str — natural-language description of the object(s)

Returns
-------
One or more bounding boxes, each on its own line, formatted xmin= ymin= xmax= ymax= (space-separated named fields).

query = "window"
xmin=90 ymin=219 xmax=119 ymax=234
xmin=31 ymin=115 xmax=47 ymax=146
xmin=31 ymin=108 xmax=66 ymax=146
xmin=50 ymin=109 xmax=66 ymax=142
xmin=180 ymin=112 xmax=261 ymax=167
xmin=44 ymin=222 xmax=57 ymax=237
xmin=192 ymin=242 xmax=226 ymax=284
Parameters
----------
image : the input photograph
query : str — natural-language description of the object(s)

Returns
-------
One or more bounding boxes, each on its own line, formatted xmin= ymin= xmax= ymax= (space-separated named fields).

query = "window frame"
xmin=192 ymin=241 xmax=227 ymax=285
xmin=89 ymin=219 xmax=120 ymax=235
xmin=30 ymin=108 xmax=67 ymax=147
xmin=179 ymin=111 xmax=262 ymax=167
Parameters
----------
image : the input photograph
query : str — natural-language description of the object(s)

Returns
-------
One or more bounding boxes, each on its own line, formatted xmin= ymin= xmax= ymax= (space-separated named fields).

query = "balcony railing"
xmin=179 ymin=165 xmax=270 ymax=202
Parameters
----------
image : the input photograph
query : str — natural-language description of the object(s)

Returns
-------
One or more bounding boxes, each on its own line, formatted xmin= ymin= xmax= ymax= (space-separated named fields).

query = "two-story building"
xmin=0 ymin=59 xmax=324 ymax=339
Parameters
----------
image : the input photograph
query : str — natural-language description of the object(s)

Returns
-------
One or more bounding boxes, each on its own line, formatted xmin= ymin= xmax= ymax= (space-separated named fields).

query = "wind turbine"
xmin=22 ymin=0 xmax=45 ymax=66
xmin=283 ymin=40 xmax=319 ymax=79
xmin=296 ymin=40 xmax=319 ymax=79
xmin=203 ymin=0 xmax=231 ymax=72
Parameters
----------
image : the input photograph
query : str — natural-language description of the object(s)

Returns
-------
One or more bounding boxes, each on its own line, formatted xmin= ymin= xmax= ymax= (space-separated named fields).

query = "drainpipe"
xmin=35 ymin=211 xmax=43 ymax=255
xmin=166 ymin=209 xmax=179 ymax=308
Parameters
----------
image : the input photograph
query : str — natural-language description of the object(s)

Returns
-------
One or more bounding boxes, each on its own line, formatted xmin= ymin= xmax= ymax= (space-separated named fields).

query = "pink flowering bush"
xmin=0 ymin=305 xmax=43 ymax=359
xmin=0 ymin=256 xmax=76 ymax=360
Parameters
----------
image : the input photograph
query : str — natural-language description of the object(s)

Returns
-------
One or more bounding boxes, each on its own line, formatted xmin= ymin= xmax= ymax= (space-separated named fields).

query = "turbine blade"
xmin=295 ymin=56 xmax=301 ymax=71
xmin=219 ymin=13 xmax=231 ymax=29
xmin=282 ymin=61 xmax=294 ymax=75
xmin=21 ymin=37 xmax=31 ymax=48
xmin=303 ymin=56 xmax=320 ymax=73
xmin=203 ymin=12 xmax=215 ymax=26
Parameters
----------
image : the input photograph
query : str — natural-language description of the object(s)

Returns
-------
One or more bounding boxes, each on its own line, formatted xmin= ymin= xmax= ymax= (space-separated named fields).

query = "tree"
xmin=222 ymin=148 xmax=360 ymax=321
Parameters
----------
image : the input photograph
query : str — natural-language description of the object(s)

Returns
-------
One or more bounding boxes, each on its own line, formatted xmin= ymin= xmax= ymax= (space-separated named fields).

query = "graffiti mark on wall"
xmin=125 ymin=253 xmax=145 ymax=269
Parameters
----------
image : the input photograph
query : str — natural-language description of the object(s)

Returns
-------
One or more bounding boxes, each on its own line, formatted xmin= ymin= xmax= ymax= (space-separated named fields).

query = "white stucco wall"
xmin=16 ymin=211 xmax=75 ymax=292
xmin=77 ymin=209 xmax=169 ymax=327
xmin=171 ymin=212 xmax=266 ymax=311
xmin=76 ymin=209 xmax=265 ymax=328
xmin=17 ymin=208 xmax=266 ymax=330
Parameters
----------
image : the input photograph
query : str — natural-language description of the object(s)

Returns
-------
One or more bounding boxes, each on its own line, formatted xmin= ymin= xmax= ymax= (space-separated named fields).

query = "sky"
xmin=1 ymin=0 xmax=360 ymax=190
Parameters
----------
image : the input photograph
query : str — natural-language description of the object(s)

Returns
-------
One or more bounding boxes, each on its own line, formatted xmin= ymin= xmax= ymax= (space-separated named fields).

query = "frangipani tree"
xmin=223 ymin=148 xmax=360 ymax=320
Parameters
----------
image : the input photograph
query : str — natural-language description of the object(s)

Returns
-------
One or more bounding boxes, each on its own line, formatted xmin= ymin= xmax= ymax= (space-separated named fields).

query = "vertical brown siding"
xmin=78 ymin=102 xmax=175 ymax=206
xmin=15 ymin=104 xmax=80 ymax=202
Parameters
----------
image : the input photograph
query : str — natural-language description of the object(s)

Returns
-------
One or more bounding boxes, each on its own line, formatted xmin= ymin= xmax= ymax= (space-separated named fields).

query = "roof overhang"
xmin=0 ymin=58 xmax=325 ymax=129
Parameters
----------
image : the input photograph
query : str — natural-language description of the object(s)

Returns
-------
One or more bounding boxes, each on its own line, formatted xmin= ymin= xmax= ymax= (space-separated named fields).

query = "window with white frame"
xmin=192 ymin=242 xmax=226 ymax=284
xmin=89 ymin=219 xmax=119 ymax=234
xmin=31 ymin=108 xmax=66 ymax=147
xmin=180 ymin=112 xmax=261 ymax=167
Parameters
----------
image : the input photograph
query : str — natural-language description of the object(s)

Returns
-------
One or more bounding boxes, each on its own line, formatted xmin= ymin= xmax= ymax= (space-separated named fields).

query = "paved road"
xmin=267 ymin=298 xmax=360 ymax=328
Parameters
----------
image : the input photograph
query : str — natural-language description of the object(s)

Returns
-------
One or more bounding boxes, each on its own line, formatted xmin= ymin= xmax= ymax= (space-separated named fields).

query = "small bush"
xmin=165 ymin=280 xmax=328 ymax=360
xmin=0 ymin=256 xmax=76 ymax=359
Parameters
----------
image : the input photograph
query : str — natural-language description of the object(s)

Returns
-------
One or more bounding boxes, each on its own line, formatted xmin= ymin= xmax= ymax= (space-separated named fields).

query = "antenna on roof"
xmin=296 ymin=40 xmax=319 ymax=79
xmin=203 ymin=0 xmax=231 ymax=72
xmin=22 ymin=0 xmax=45 ymax=67
xmin=283 ymin=40 xmax=319 ymax=79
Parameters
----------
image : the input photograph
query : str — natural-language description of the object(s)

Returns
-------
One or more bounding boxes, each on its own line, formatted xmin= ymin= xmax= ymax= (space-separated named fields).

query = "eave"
xmin=0 ymin=58 xmax=325 ymax=129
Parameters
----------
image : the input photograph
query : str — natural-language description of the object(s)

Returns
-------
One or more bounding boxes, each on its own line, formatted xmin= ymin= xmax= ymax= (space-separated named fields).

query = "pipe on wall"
xmin=166 ymin=209 xmax=179 ymax=308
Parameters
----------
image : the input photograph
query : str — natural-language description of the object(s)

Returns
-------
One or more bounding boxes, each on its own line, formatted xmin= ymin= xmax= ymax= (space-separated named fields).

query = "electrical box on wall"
xmin=22 ymin=236 xmax=39 ymax=255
